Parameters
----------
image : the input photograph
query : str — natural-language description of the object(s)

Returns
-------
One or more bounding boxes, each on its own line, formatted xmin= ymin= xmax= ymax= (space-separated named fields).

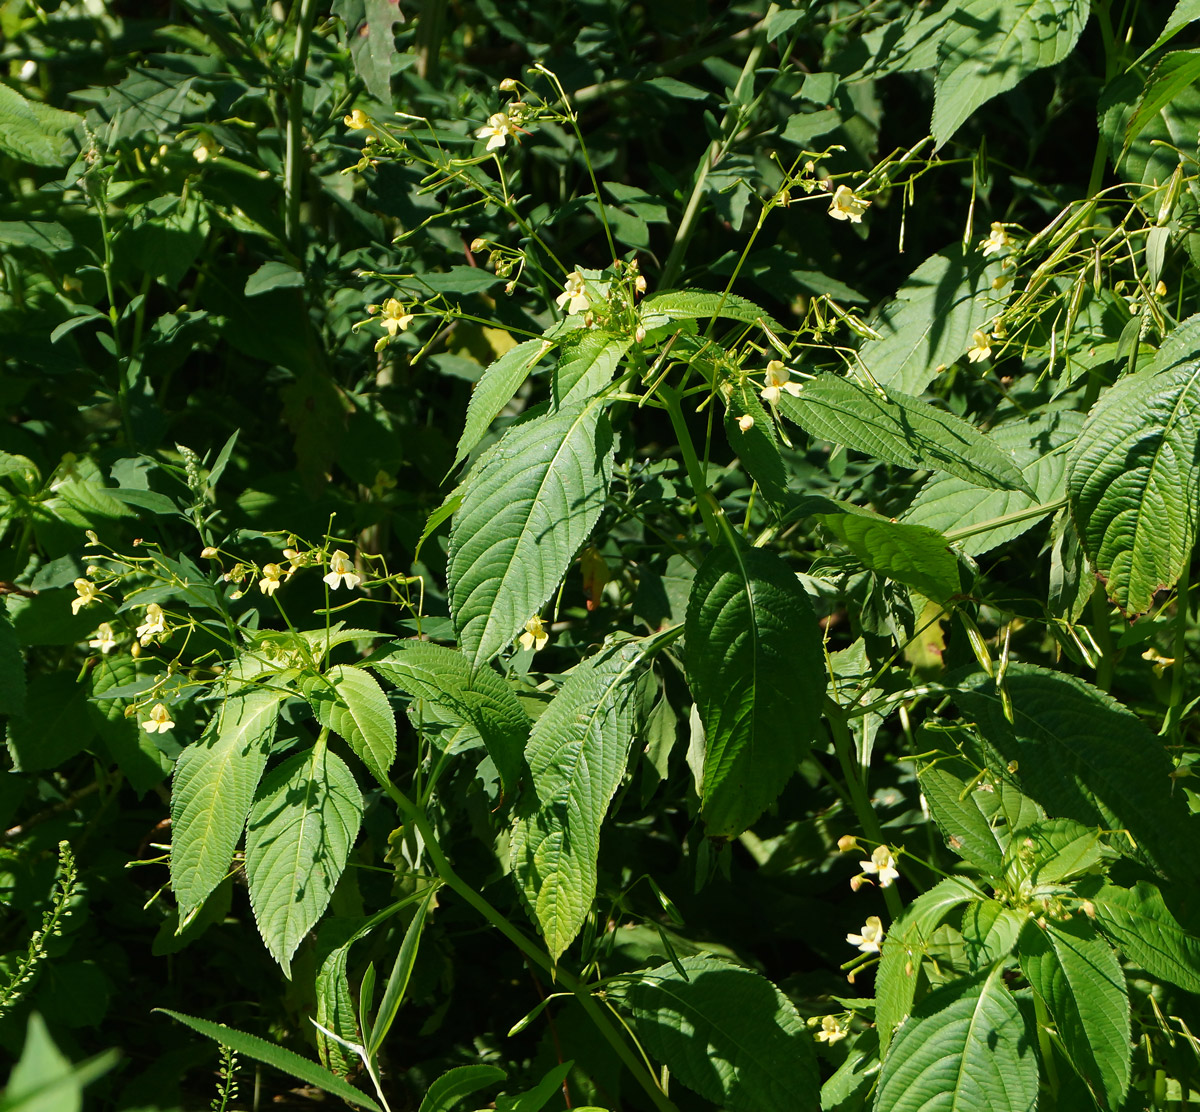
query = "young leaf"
xmin=1084 ymin=880 xmax=1200 ymax=994
xmin=1019 ymin=917 xmax=1131 ymax=1111
xmin=874 ymin=964 xmax=1037 ymax=1112
xmin=510 ymin=639 xmax=648 ymax=960
xmin=639 ymin=289 xmax=781 ymax=331
xmin=453 ymin=338 xmax=554 ymax=469
xmin=448 ymin=399 xmax=613 ymax=667
xmin=1018 ymin=818 xmax=1102 ymax=885
xmin=303 ymin=666 xmax=397 ymax=783
xmin=156 ymin=1008 xmax=381 ymax=1111
xmin=369 ymin=640 xmax=531 ymax=799
xmin=417 ymin=1065 xmax=507 ymax=1112
xmin=626 ymin=954 xmax=819 ymax=1112
xmin=685 ymin=543 xmax=826 ymax=837
xmin=778 ymin=375 xmax=1033 ymax=495
xmin=932 ymin=0 xmax=1090 ymax=150
xmin=171 ymin=687 xmax=284 ymax=920
xmin=552 ymin=330 xmax=631 ymax=407
xmin=1066 ymin=357 xmax=1200 ymax=615
xmin=918 ymin=762 xmax=1006 ymax=876
xmin=961 ymin=900 xmax=1025 ymax=968
xmin=367 ymin=884 xmax=438 ymax=1056
xmin=245 ymin=746 xmax=364 ymax=976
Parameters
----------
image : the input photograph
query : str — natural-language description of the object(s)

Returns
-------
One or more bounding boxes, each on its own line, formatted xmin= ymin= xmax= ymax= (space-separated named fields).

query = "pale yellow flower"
xmin=980 ymin=222 xmax=1011 ymax=258
xmin=556 ymin=271 xmax=591 ymax=315
xmin=846 ymin=915 xmax=885 ymax=953
xmin=141 ymin=702 xmax=175 ymax=734
xmin=760 ymin=360 xmax=803 ymax=405
xmin=259 ymin=563 xmax=284 ymax=597
xmin=136 ymin=603 xmax=167 ymax=645
xmin=379 ymin=298 xmax=413 ymax=338
xmin=816 ymin=1015 xmax=848 ymax=1044
xmin=88 ymin=623 xmax=118 ymax=654
xmin=1143 ymin=647 xmax=1175 ymax=676
xmin=737 ymin=413 xmax=755 ymax=432
xmin=518 ymin=615 xmax=549 ymax=652
xmin=966 ymin=329 xmax=992 ymax=363
xmin=71 ymin=578 xmax=99 ymax=615
xmin=476 ymin=111 xmax=515 ymax=151
xmin=828 ymin=185 xmax=870 ymax=223
xmin=192 ymin=135 xmax=219 ymax=163
xmin=323 ymin=550 xmax=361 ymax=591
xmin=200 ymin=546 xmax=219 ymax=559
xmin=859 ymin=844 xmax=900 ymax=888
xmin=344 ymin=108 xmax=371 ymax=130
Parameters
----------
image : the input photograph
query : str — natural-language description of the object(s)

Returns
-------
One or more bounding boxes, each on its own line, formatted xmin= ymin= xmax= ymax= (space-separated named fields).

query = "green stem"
xmin=1033 ymin=992 xmax=1060 ymax=1097
xmin=1087 ymin=0 xmax=1119 ymax=198
xmin=382 ymin=784 xmax=680 ymax=1112
xmin=284 ymin=0 xmax=318 ymax=255
xmin=1165 ymin=556 xmax=1190 ymax=742
xmin=1089 ymin=585 xmax=1115 ymax=692
xmin=660 ymin=385 xmax=721 ymax=545
xmin=825 ymin=698 xmax=903 ymax=921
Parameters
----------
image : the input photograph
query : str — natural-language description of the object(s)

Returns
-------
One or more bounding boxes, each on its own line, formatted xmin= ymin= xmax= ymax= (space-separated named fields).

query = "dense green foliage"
xmin=3 ymin=1 xmax=1200 ymax=1109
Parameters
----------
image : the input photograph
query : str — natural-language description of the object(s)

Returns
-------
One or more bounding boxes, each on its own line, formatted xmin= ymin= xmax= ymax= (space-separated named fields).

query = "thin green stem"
xmin=1089 ymin=585 xmax=1116 ymax=692
xmin=660 ymin=385 xmax=721 ymax=545
xmin=284 ymin=0 xmax=318 ymax=255
xmin=1165 ymin=557 xmax=1190 ymax=742
xmin=1033 ymin=992 xmax=1060 ymax=1097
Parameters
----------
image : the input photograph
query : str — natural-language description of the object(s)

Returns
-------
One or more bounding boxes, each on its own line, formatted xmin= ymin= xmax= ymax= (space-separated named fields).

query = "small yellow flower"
xmin=192 ymin=135 xmax=219 ymax=163
xmin=760 ymin=360 xmax=803 ymax=405
xmin=71 ymin=578 xmax=99 ymax=615
xmin=344 ymin=108 xmax=371 ymax=130
xmin=136 ymin=603 xmax=167 ymax=645
xmin=476 ymin=111 xmax=515 ymax=151
xmin=980 ymin=222 xmax=1011 ymax=258
xmin=200 ymin=546 xmax=219 ymax=559
xmin=737 ymin=413 xmax=755 ymax=432
xmin=88 ymin=623 xmax=118 ymax=654
xmin=816 ymin=1015 xmax=848 ymax=1044
xmin=1143 ymin=647 xmax=1175 ymax=676
xmin=859 ymin=844 xmax=900 ymax=888
xmin=323 ymin=550 xmax=362 ymax=591
xmin=259 ymin=563 xmax=284 ymax=597
xmin=378 ymin=298 xmax=414 ymax=338
xmin=555 ymin=271 xmax=591 ymax=315
xmin=846 ymin=915 xmax=885 ymax=953
xmin=518 ymin=615 xmax=549 ymax=652
xmin=828 ymin=184 xmax=870 ymax=223
xmin=141 ymin=702 xmax=175 ymax=734
xmin=966 ymin=329 xmax=992 ymax=363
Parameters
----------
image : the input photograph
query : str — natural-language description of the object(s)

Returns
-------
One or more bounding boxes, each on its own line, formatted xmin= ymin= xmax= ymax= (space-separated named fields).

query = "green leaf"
xmin=902 ymin=407 xmax=1083 ymax=555
xmin=453 ymin=339 xmax=554 ymax=469
xmin=155 ymin=1008 xmax=381 ymax=1111
xmin=961 ymin=901 xmax=1025 ymax=968
xmin=875 ymin=876 xmax=986 ymax=1054
xmin=874 ymin=965 xmax=1037 ymax=1112
xmin=495 ymin=1061 xmax=574 ymax=1112
xmin=511 ymin=639 xmax=648 ymax=960
xmin=1066 ymin=358 xmax=1200 ymax=615
xmin=303 ymin=666 xmax=397 ymax=783
xmin=932 ymin=0 xmax=1090 ymax=150
xmin=89 ymin=657 xmax=170 ymax=797
xmin=343 ymin=0 xmax=403 ymax=102
xmin=245 ymin=261 xmax=305 ymax=297
xmin=0 ymin=221 xmax=73 ymax=253
xmin=627 ymin=955 xmax=819 ymax=1112
xmin=859 ymin=244 xmax=1002 ymax=394
xmin=1084 ymin=880 xmax=1200 ymax=994
xmin=417 ymin=1065 xmax=507 ymax=1112
xmin=918 ymin=762 xmax=1005 ymax=875
xmin=1 ymin=1013 xmax=117 ymax=1112
xmin=685 ymin=544 xmax=826 ymax=837
xmin=6 ymin=672 xmax=94 ymax=773
xmin=448 ymin=400 xmax=613 ymax=667
xmin=1018 ymin=818 xmax=1102 ymax=885
xmin=171 ymin=687 xmax=284 ymax=920
xmin=0 ymin=601 xmax=25 ymax=717
xmin=724 ymin=379 xmax=789 ymax=503
xmin=552 ymin=330 xmax=631 ymax=407
xmin=1019 ymin=917 xmax=1130 ymax=1110
xmin=955 ymin=664 xmax=1199 ymax=884
xmin=0 ymin=84 xmax=80 ymax=166
xmin=779 ymin=375 xmax=1032 ymax=494
xmin=1141 ymin=0 xmax=1200 ymax=59
xmin=1123 ymin=50 xmax=1200 ymax=155
xmin=640 ymin=289 xmax=782 ymax=331
xmin=368 ymin=885 xmax=437 ymax=1055
xmin=369 ymin=641 xmax=531 ymax=800
xmin=245 ymin=746 xmax=364 ymax=976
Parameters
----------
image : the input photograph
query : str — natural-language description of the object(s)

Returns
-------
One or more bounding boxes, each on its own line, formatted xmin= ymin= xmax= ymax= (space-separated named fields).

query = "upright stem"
xmin=284 ymin=0 xmax=318 ymax=255
xmin=1089 ymin=585 xmax=1115 ymax=692
xmin=660 ymin=385 xmax=721 ymax=545
xmin=1165 ymin=557 xmax=1190 ymax=742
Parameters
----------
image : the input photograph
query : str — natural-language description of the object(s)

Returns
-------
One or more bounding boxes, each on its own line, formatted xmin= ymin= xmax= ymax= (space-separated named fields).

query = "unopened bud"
xmin=738 ymin=414 xmax=755 ymax=432
xmin=837 ymin=835 xmax=859 ymax=853
xmin=634 ymin=325 xmax=646 ymax=343
xmin=470 ymin=237 xmax=487 ymax=252
xmin=499 ymin=78 xmax=518 ymax=91
xmin=201 ymin=546 xmax=218 ymax=559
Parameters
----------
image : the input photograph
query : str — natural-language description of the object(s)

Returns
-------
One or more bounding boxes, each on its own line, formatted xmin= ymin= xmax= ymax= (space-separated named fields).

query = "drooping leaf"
xmin=874 ymin=964 xmax=1037 ymax=1112
xmin=510 ymin=639 xmax=648 ymax=960
xmin=685 ymin=544 xmax=825 ymax=838
xmin=1084 ymin=880 xmax=1200 ymax=994
xmin=955 ymin=664 xmax=1199 ymax=883
xmin=627 ymin=955 xmax=819 ymax=1112
xmin=171 ymin=687 xmax=284 ymax=920
xmin=779 ymin=375 xmax=1032 ymax=494
xmin=1066 ymin=358 xmax=1200 ymax=615
xmin=552 ymin=330 xmax=631 ymax=407
xmin=245 ymin=746 xmax=364 ymax=976
xmin=932 ymin=0 xmax=1090 ymax=150
xmin=1019 ymin=917 xmax=1131 ymax=1110
xmin=453 ymin=339 xmax=554 ymax=469
xmin=1141 ymin=0 xmax=1200 ymax=58
xmin=448 ymin=400 xmax=613 ymax=667
xmin=303 ymin=666 xmax=397 ymax=783
xmin=368 ymin=885 xmax=438 ymax=1055
xmin=858 ymin=244 xmax=1002 ymax=395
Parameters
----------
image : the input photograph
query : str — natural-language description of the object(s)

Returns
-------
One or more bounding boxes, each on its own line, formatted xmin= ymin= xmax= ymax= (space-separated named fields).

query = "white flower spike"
xmin=324 ymin=550 xmax=362 ymax=591
xmin=846 ymin=915 xmax=885 ymax=954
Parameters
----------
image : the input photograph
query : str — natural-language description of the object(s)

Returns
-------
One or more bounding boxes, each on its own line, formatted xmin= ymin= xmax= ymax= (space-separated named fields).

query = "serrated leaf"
xmin=552 ymin=330 xmax=631 ymax=407
xmin=1018 ymin=818 xmax=1102 ymax=884
xmin=1085 ymin=880 xmax=1200 ymax=994
xmin=1123 ymin=50 xmax=1200 ymax=155
xmin=171 ymin=687 xmax=284 ymax=920
xmin=961 ymin=900 xmax=1025 ymax=968
xmin=932 ymin=0 xmax=1090 ymax=150
xmin=640 ymin=289 xmax=782 ymax=331
xmin=454 ymin=339 xmax=554 ymax=469
xmin=903 ymin=407 xmax=1083 ymax=555
xmin=874 ymin=965 xmax=1037 ymax=1112
xmin=1067 ymin=358 xmax=1200 ymax=615
xmin=685 ymin=544 xmax=825 ymax=837
xmin=156 ymin=1008 xmax=380 ymax=1111
xmin=417 ymin=1065 xmax=507 ymax=1112
xmin=627 ymin=955 xmax=819 ymax=1112
xmin=875 ymin=876 xmax=986 ymax=1054
xmin=780 ymin=375 xmax=1032 ymax=494
xmin=724 ymin=380 xmax=789 ymax=503
xmin=859 ymin=244 xmax=1002 ymax=394
xmin=510 ymin=639 xmax=647 ymax=960
xmin=303 ymin=666 xmax=397 ymax=783
xmin=918 ymin=763 xmax=1005 ymax=875
xmin=448 ymin=400 xmax=613 ymax=667
xmin=369 ymin=640 xmax=530 ymax=799
xmin=245 ymin=746 xmax=363 ymax=976
xmin=955 ymin=664 xmax=1199 ymax=883
xmin=1019 ymin=917 xmax=1130 ymax=1110
xmin=1141 ymin=0 xmax=1200 ymax=59
xmin=0 ymin=83 xmax=80 ymax=166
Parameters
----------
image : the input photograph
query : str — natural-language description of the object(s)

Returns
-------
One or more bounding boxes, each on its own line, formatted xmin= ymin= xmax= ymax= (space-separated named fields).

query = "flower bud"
xmin=201 ymin=546 xmax=218 ymax=558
